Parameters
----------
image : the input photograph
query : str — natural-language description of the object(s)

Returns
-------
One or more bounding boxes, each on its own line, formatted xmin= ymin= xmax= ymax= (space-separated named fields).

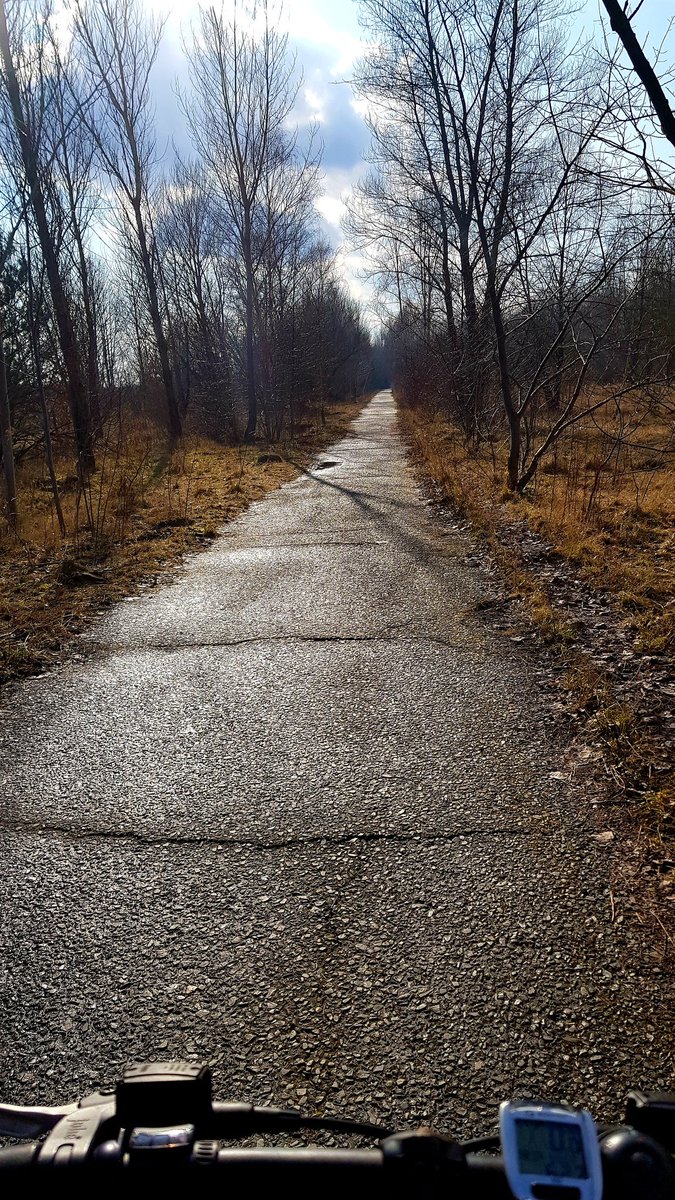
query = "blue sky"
xmin=145 ymin=0 xmax=675 ymax=312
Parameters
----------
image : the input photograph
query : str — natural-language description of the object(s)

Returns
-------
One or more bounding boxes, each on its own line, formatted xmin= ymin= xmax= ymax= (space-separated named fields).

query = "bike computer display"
xmin=499 ymin=1099 xmax=603 ymax=1200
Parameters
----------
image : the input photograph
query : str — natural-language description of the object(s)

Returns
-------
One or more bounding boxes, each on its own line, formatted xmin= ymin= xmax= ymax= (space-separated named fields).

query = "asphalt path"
xmin=0 ymin=391 xmax=672 ymax=1132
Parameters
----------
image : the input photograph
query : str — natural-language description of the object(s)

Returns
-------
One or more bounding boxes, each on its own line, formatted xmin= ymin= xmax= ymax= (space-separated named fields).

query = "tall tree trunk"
xmin=0 ymin=0 xmax=94 ymax=481
xmin=74 ymin=226 xmax=100 ymax=432
xmin=0 ymin=312 xmax=18 ymax=529
xmin=58 ymin=136 xmax=101 ymax=430
xmin=481 ymin=256 xmax=520 ymax=489
xmin=26 ymin=224 xmax=66 ymax=537
xmin=439 ymin=211 xmax=457 ymax=350
xmin=134 ymin=207 xmax=182 ymax=443
xmin=243 ymin=243 xmax=257 ymax=442
xmin=458 ymin=220 xmax=478 ymax=333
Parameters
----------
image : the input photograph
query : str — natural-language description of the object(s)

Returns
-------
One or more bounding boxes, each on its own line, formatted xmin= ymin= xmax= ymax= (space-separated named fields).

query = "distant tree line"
xmin=0 ymin=0 xmax=371 ymax=528
xmin=349 ymin=0 xmax=675 ymax=491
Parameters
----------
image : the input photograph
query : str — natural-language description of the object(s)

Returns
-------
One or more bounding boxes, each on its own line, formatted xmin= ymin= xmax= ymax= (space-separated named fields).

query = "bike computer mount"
xmin=499 ymin=1099 xmax=603 ymax=1200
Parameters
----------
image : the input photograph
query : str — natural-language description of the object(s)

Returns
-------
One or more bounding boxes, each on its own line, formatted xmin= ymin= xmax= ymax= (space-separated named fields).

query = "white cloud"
xmin=313 ymin=165 xmax=377 ymax=317
xmin=282 ymin=0 xmax=365 ymax=73
xmin=301 ymin=86 xmax=327 ymax=123
xmin=316 ymin=193 xmax=346 ymax=229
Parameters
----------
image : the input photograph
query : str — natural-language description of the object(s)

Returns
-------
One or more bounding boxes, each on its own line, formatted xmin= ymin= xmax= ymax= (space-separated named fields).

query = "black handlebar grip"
xmin=0 ymin=1145 xmax=512 ymax=1198
xmin=601 ymin=1128 xmax=675 ymax=1200
xmin=0 ymin=1143 xmax=40 ymax=1169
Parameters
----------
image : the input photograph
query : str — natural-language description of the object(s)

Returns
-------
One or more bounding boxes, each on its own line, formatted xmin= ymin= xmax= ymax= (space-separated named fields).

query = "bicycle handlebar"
xmin=0 ymin=1061 xmax=673 ymax=1198
xmin=0 ymin=1143 xmax=513 ymax=1198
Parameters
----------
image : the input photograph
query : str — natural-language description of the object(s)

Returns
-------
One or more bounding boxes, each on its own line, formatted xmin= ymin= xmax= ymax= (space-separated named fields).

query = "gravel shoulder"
xmin=0 ymin=391 xmax=672 ymax=1132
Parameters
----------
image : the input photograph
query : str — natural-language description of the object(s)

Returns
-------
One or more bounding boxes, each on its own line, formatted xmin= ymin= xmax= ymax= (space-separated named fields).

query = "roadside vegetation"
xmin=400 ymin=400 xmax=674 ymax=846
xmin=0 ymin=0 xmax=372 ymax=682
xmin=350 ymin=0 xmax=675 ymax=890
xmin=0 ymin=398 xmax=366 ymax=685
xmin=401 ymin=396 xmax=673 ymax=655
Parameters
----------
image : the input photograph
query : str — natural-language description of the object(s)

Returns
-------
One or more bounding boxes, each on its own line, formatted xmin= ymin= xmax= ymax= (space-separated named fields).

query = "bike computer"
xmin=499 ymin=1099 xmax=603 ymax=1200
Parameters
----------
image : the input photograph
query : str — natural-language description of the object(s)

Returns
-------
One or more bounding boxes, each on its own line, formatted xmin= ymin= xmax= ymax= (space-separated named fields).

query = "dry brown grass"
xmin=400 ymin=398 xmax=674 ymax=651
xmin=0 ymin=398 xmax=367 ymax=686
xmin=399 ymin=396 xmax=675 ymax=838
xmin=525 ymin=402 xmax=674 ymax=656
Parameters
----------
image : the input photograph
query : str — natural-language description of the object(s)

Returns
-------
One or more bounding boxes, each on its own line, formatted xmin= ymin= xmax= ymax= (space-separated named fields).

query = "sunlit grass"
xmin=399 ymin=395 xmax=674 ymax=839
xmin=0 ymin=398 xmax=367 ymax=684
xmin=400 ymin=398 xmax=674 ymax=654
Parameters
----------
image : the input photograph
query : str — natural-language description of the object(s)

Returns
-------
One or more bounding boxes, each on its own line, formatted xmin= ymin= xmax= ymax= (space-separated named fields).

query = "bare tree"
xmin=353 ymin=0 xmax=672 ymax=489
xmin=155 ymin=161 xmax=233 ymax=429
xmin=0 ymin=0 xmax=94 ymax=479
xmin=184 ymin=2 xmax=317 ymax=440
xmin=601 ymin=0 xmax=675 ymax=150
xmin=597 ymin=0 xmax=675 ymax=197
xmin=0 ymin=266 xmax=17 ymax=525
xmin=0 ymin=0 xmax=370 ymax=541
xmin=45 ymin=37 xmax=102 ymax=431
xmin=24 ymin=211 xmax=66 ymax=535
xmin=72 ymin=0 xmax=182 ymax=442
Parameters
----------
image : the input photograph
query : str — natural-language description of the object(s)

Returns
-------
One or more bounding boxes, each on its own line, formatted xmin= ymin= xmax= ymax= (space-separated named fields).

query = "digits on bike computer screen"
xmin=515 ymin=1117 xmax=588 ymax=1179
xmin=500 ymin=1099 xmax=603 ymax=1200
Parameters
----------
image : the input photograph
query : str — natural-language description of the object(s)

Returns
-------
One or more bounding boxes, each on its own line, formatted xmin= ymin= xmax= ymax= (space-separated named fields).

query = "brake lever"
xmin=0 ymin=1102 xmax=79 ymax=1139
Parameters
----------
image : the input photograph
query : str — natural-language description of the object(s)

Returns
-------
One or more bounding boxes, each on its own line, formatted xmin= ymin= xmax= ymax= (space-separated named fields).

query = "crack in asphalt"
xmin=220 ymin=540 xmax=389 ymax=548
xmin=88 ymin=630 xmax=468 ymax=654
xmin=4 ymin=393 xmax=670 ymax=1129
xmin=219 ymin=526 xmax=382 ymax=539
xmin=0 ymin=820 xmax=540 ymax=850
